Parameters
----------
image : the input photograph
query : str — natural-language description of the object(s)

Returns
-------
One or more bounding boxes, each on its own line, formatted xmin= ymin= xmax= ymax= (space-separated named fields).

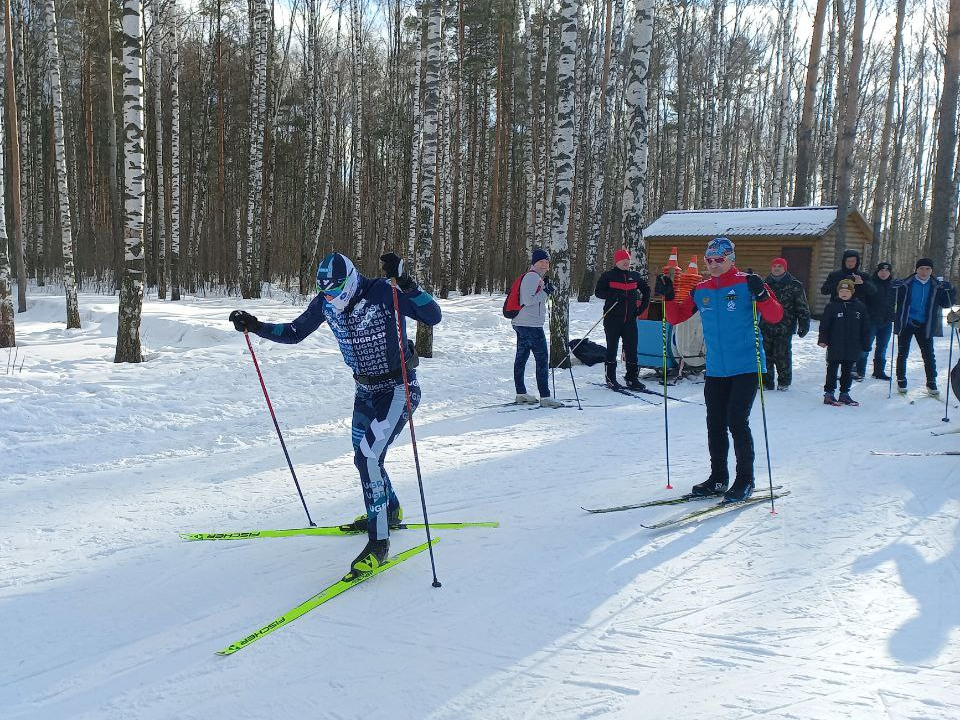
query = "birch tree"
xmin=0 ymin=72 xmax=13 ymax=347
xmin=833 ymin=0 xmax=865 ymax=259
xmin=870 ymin=0 xmax=906 ymax=256
xmin=150 ymin=0 xmax=167 ymax=298
xmin=45 ymin=0 xmax=80 ymax=328
xmin=243 ymin=0 xmax=268 ymax=297
xmin=115 ymin=0 xmax=147 ymax=363
xmin=621 ymin=0 xmax=654 ymax=277
xmin=5 ymin=0 xmax=25 ymax=312
xmin=168 ymin=0 xmax=181 ymax=300
xmin=415 ymin=0 xmax=440 ymax=357
xmin=927 ymin=0 xmax=960 ymax=269
xmin=547 ymin=0 xmax=578 ymax=366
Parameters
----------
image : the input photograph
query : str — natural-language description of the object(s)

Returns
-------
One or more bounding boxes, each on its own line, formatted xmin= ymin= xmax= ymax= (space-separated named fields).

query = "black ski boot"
xmin=345 ymin=538 xmax=390 ymax=580
xmin=605 ymin=362 xmax=622 ymax=389
xmin=343 ymin=507 xmax=403 ymax=533
xmin=624 ymin=363 xmax=646 ymax=391
xmin=722 ymin=477 xmax=755 ymax=503
xmin=691 ymin=476 xmax=729 ymax=496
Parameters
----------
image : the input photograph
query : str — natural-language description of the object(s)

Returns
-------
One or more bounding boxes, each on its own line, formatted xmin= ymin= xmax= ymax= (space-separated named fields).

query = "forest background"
xmin=1 ymin=0 xmax=959 ymax=363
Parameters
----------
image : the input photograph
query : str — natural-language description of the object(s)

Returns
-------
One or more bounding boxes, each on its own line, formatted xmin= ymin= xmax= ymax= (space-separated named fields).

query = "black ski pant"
xmin=824 ymin=359 xmax=854 ymax=394
xmin=896 ymin=321 xmax=937 ymax=384
xmin=604 ymin=316 xmax=638 ymax=365
xmin=704 ymin=373 xmax=757 ymax=482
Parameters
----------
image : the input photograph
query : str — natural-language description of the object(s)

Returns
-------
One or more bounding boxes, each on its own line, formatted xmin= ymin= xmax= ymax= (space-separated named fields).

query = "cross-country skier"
xmin=656 ymin=237 xmax=783 ymax=502
xmin=228 ymin=252 xmax=441 ymax=578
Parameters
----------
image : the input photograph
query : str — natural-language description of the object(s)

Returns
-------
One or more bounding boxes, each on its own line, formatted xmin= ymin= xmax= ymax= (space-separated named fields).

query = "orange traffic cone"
xmin=683 ymin=255 xmax=700 ymax=277
xmin=663 ymin=246 xmax=679 ymax=272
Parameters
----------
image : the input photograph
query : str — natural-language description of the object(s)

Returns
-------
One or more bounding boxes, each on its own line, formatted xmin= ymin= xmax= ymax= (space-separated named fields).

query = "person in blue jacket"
xmin=893 ymin=258 xmax=956 ymax=396
xmin=657 ymin=237 xmax=783 ymax=502
xmin=228 ymin=252 xmax=441 ymax=578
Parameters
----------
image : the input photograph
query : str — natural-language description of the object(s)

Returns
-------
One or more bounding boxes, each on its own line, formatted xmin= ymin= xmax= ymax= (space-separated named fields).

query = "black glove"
xmin=797 ymin=323 xmax=809 ymax=339
xmin=380 ymin=253 xmax=416 ymax=292
xmin=654 ymin=274 xmax=675 ymax=301
xmin=229 ymin=310 xmax=260 ymax=333
xmin=542 ymin=278 xmax=555 ymax=295
xmin=745 ymin=273 xmax=769 ymax=301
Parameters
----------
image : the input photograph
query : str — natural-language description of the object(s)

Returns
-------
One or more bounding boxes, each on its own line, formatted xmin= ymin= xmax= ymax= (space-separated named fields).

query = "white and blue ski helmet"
xmin=316 ymin=252 xmax=359 ymax=312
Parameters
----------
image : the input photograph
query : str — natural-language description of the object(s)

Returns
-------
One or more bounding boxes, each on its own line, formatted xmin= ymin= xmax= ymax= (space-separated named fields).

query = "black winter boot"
xmin=605 ymin=362 xmax=622 ymax=389
xmin=722 ymin=477 xmax=755 ymax=503
xmin=624 ymin=363 xmax=646 ymax=391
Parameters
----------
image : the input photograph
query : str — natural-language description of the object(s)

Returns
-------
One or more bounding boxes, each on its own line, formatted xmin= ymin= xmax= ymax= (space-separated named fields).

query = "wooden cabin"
xmin=643 ymin=206 xmax=874 ymax=315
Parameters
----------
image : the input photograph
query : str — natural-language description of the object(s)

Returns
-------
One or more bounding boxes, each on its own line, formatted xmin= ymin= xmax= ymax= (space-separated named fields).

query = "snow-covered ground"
xmin=2 ymin=291 xmax=959 ymax=720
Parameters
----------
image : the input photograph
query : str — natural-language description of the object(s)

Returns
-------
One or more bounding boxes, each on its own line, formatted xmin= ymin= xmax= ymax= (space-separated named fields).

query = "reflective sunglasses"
xmin=704 ymin=256 xmax=730 ymax=265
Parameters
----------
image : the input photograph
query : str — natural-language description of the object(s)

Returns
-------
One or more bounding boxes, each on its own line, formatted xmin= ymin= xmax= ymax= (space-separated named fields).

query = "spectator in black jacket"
xmin=594 ymin=248 xmax=651 ymax=390
xmin=819 ymin=279 xmax=871 ymax=406
xmin=820 ymin=249 xmax=876 ymax=306
xmin=857 ymin=261 xmax=897 ymax=380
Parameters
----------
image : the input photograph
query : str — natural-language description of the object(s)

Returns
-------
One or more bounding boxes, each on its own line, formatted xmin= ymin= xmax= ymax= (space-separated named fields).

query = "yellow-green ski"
xmin=216 ymin=538 xmax=438 ymax=656
xmin=182 ymin=521 xmax=497 ymax=542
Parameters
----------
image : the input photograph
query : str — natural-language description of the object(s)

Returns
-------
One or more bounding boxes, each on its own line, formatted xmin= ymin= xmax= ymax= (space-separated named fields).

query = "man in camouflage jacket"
xmin=761 ymin=257 xmax=811 ymax=390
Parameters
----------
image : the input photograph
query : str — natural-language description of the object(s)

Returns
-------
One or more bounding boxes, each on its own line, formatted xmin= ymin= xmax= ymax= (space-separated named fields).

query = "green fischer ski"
xmin=181 ymin=521 xmax=498 ymax=542
xmin=640 ymin=491 xmax=791 ymax=530
xmin=216 ymin=538 xmax=438 ymax=656
xmin=582 ymin=486 xmax=784 ymax=514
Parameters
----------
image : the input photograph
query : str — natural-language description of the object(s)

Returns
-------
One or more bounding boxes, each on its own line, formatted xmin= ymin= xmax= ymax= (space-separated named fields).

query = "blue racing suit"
xmin=253 ymin=275 xmax=441 ymax=540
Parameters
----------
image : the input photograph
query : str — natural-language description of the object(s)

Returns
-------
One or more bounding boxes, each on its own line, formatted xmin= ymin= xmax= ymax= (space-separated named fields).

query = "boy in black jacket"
xmin=819 ymin=279 xmax=871 ymax=406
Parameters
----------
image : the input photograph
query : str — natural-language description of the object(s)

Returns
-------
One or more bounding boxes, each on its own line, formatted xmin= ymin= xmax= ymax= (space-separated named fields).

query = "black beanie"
xmin=876 ymin=262 xmax=892 ymax=272
xmin=916 ymin=257 xmax=934 ymax=270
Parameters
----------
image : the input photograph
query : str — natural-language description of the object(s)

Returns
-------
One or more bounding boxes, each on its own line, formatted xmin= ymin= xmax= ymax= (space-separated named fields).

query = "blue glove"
xmin=542 ymin=278 xmax=555 ymax=295
xmin=745 ymin=274 xmax=769 ymax=302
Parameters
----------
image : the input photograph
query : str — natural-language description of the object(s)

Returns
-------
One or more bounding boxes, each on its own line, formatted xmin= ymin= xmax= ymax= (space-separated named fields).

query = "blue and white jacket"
xmin=253 ymin=275 xmax=441 ymax=388
xmin=665 ymin=266 xmax=783 ymax=377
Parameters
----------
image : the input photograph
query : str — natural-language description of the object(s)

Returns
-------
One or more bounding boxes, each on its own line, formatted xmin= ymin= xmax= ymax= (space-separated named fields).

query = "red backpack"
xmin=503 ymin=273 xmax=529 ymax=318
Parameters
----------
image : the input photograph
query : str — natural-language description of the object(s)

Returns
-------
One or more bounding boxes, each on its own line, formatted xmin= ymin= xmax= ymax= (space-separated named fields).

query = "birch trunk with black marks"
xmin=150 ymin=0 xmax=167 ymax=299
xmin=5 ymin=0 xmax=25 ymax=312
xmin=0 ymin=75 xmax=13 ymax=347
xmin=414 ymin=0 xmax=440 ymax=357
xmin=243 ymin=0 xmax=268 ymax=297
xmin=579 ymin=0 xmax=621 ymax=302
xmin=547 ymin=0 xmax=578 ymax=367
xmin=621 ymin=0 xmax=653 ymax=279
xmin=771 ymin=0 xmax=793 ymax=207
xmin=45 ymin=0 xmax=80 ymax=328
xmin=168 ymin=0 xmax=181 ymax=300
xmin=115 ymin=0 xmax=147 ymax=362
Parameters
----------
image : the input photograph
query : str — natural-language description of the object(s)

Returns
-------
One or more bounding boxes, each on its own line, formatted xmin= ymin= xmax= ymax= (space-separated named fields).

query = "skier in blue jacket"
xmin=229 ymin=252 xmax=441 ymax=578
xmin=658 ymin=237 xmax=783 ymax=502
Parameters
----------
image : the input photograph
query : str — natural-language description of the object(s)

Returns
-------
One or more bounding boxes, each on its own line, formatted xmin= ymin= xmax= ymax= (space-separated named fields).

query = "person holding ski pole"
xmin=228 ymin=252 xmax=441 ymax=577
xmin=893 ymin=258 xmax=956 ymax=397
xmin=656 ymin=237 xmax=783 ymax=502
xmin=594 ymin=248 xmax=651 ymax=390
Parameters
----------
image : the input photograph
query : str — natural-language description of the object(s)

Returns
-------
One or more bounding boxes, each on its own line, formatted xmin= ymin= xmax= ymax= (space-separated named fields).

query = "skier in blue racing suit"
xmin=229 ymin=252 xmax=441 ymax=578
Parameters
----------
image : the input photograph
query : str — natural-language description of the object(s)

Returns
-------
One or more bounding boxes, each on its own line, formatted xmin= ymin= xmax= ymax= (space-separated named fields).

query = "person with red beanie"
xmin=594 ymin=248 xmax=651 ymax=390
xmin=760 ymin=256 xmax=810 ymax=390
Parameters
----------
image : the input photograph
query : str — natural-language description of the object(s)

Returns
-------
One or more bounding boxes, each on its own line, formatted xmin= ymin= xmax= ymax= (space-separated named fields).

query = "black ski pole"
xmin=390 ymin=281 xmax=441 ymax=588
xmin=553 ymin=304 xmax=618 ymax=370
xmin=243 ymin=332 xmax=316 ymax=526
xmin=661 ymin=300 xmax=672 ymax=490
xmin=564 ymin=309 xmax=583 ymax=410
xmin=944 ymin=323 xmax=957 ymax=422
xmin=751 ymin=300 xmax=777 ymax=514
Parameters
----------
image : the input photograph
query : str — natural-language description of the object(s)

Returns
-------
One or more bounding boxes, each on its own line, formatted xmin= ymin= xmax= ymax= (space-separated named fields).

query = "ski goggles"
xmin=317 ymin=276 xmax=349 ymax=298
xmin=704 ymin=256 xmax=730 ymax=265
